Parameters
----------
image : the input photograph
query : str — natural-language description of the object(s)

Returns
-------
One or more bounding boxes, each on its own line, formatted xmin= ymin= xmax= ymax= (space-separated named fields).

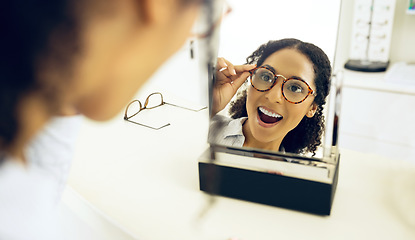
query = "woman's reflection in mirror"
xmin=209 ymin=38 xmax=332 ymax=156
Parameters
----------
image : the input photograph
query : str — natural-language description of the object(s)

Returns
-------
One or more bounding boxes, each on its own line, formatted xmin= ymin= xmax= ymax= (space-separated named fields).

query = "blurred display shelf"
xmin=343 ymin=64 xmax=415 ymax=95
xmin=339 ymin=65 xmax=415 ymax=163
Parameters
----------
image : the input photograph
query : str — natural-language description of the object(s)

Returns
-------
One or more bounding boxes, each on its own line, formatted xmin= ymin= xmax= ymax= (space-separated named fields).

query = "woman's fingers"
xmin=217 ymin=58 xmax=255 ymax=81
xmin=212 ymin=58 xmax=256 ymax=115
xmin=217 ymin=57 xmax=256 ymax=76
xmin=231 ymin=71 xmax=251 ymax=88
xmin=217 ymin=57 xmax=228 ymax=71
xmin=221 ymin=58 xmax=236 ymax=75
xmin=235 ymin=63 xmax=256 ymax=73
xmin=215 ymin=57 xmax=256 ymax=100
xmin=217 ymin=65 xmax=256 ymax=85
xmin=211 ymin=71 xmax=253 ymax=115
xmin=212 ymin=57 xmax=257 ymax=115
xmin=221 ymin=58 xmax=256 ymax=75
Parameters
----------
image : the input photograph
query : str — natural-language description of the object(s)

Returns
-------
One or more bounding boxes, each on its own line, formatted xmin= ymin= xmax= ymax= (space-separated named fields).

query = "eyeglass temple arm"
xmin=124 ymin=119 xmax=170 ymax=130
xmin=164 ymin=102 xmax=207 ymax=112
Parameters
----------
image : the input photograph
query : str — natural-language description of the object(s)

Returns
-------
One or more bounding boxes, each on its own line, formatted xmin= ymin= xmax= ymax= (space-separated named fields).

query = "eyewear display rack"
xmin=344 ymin=0 xmax=396 ymax=72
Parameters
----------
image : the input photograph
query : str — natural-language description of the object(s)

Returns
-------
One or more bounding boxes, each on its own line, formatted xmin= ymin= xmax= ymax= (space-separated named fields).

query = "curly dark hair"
xmin=229 ymin=38 xmax=332 ymax=155
xmin=0 ymin=1 xmax=84 ymax=151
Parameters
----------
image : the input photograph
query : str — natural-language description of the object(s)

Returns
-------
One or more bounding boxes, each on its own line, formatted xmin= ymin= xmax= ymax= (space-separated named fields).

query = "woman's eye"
xmin=288 ymin=84 xmax=303 ymax=93
xmin=260 ymin=74 xmax=273 ymax=82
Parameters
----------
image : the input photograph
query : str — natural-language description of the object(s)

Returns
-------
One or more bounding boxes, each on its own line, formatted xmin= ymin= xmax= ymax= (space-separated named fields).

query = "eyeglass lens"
xmin=144 ymin=92 xmax=164 ymax=109
xmin=125 ymin=100 xmax=143 ymax=119
xmin=125 ymin=93 xmax=164 ymax=120
xmin=251 ymin=68 xmax=311 ymax=103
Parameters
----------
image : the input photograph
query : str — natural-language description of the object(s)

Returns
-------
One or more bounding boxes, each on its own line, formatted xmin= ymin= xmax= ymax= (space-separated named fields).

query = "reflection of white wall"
xmin=390 ymin=0 xmax=415 ymax=63
xmin=217 ymin=0 xmax=342 ymax=65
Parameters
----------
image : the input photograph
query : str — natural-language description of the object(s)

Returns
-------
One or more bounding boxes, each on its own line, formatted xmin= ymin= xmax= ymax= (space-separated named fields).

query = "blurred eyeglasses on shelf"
xmin=356 ymin=19 xmax=388 ymax=29
xmin=124 ymin=92 xmax=207 ymax=130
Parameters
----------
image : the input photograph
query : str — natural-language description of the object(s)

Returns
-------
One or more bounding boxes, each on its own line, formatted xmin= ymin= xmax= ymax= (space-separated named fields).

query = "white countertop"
xmin=342 ymin=64 xmax=415 ymax=95
xmin=67 ymin=97 xmax=415 ymax=239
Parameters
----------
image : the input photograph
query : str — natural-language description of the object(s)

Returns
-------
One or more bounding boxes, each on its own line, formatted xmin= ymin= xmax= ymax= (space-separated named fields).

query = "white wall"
xmin=390 ymin=0 xmax=415 ymax=63
xmin=217 ymin=0 xmax=342 ymax=66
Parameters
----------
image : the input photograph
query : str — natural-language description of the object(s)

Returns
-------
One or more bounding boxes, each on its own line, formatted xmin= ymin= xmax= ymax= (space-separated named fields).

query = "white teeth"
xmin=259 ymin=107 xmax=282 ymax=118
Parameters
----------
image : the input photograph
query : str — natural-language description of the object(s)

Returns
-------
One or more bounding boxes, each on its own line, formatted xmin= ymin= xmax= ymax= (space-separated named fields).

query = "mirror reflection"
xmin=207 ymin=0 xmax=341 ymax=159
xmin=209 ymin=38 xmax=332 ymax=156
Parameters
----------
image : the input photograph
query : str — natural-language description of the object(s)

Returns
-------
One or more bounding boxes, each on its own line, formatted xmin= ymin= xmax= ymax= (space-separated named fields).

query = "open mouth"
xmin=257 ymin=106 xmax=283 ymax=125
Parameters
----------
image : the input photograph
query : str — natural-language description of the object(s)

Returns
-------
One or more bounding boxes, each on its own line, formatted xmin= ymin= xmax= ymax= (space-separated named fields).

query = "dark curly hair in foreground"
xmin=229 ymin=38 xmax=332 ymax=155
xmin=0 ymin=1 xmax=81 ymax=150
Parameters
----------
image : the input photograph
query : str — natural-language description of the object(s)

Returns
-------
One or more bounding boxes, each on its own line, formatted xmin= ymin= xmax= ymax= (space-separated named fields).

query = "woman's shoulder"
xmin=211 ymin=113 xmax=233 ymax=123
xmin=208 ymin=115 xmax=247 ymax=147
xmin=25 ymin=115 xmax=83 ymax=170
xmin=209 ymin=114 xmax=246 ymax=132
xmin=210 ymin=114 xmax=246 ymax=125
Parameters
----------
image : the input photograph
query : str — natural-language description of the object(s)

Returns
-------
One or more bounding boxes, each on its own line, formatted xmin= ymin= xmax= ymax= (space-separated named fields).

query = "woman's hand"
xmin=212 ymin=57 xmax=256 ymax=115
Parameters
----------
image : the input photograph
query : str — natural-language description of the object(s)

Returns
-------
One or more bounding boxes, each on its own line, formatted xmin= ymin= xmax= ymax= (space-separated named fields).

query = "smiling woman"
xmin=209 ymin=38 xmax=332 ymax=155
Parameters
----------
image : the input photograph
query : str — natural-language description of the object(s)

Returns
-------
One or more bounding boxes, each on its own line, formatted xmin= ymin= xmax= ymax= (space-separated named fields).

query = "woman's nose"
xmin=265 ymin=79 xmax=284 ymax=103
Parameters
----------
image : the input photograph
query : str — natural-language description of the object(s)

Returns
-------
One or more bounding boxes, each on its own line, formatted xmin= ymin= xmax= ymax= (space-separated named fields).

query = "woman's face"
xmin=70 ymin=0 xmax=200 ymax=121
xmin=244 ymin=48 xmax=317 ymax=150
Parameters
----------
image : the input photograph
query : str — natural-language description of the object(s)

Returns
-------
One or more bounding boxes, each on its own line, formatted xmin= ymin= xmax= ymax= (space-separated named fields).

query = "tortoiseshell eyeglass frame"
xmin=248 ymin=66 xmax=317 ymax=104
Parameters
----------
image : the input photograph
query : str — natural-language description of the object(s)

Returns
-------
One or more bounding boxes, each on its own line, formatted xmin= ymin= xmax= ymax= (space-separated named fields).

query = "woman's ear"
xmin=137 ymin=0 xmax=181 ymax=25
xmin=306 ymin=103 xmax=318 ymax=118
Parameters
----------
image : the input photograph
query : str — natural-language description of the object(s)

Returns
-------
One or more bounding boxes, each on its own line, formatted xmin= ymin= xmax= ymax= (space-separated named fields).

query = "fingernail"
xmin=221 ymin=58 xmax=228 ymax=66
xmin=232 ymin=69 xmax=236 ymax=75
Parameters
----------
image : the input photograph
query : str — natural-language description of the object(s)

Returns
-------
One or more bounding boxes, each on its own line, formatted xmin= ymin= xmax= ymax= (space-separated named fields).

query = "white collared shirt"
xmin=208 ymin=114 xmax=286 ymax=153
xmin=208 ymin=114 xmax=247 ymax=147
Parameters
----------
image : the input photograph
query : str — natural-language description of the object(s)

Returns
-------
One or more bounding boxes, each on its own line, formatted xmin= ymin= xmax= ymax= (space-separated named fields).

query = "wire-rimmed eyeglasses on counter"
xmin=124 ymin=92 xmax=207 ymax=130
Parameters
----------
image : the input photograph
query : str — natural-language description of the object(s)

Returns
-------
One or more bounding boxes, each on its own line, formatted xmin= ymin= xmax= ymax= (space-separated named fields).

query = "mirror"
xmin=206 ymin=0 xmax=342 ymax=161
xmin=198 ymin=0 xmax=343 ymax=215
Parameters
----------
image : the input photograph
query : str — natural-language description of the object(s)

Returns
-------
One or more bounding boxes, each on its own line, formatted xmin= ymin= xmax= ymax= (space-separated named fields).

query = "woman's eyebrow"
xmin=262 ymin=64 xmax=277 ymax=74
xmin=262 ymin=64 xmax=305 ymax=80
xmin=290 ymin=75 xmax=305 ymax=80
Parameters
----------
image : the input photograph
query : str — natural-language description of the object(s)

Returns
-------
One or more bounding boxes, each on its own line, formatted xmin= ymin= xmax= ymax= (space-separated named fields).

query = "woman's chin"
xmin=249 ymin=134 xmax=279 ymax=150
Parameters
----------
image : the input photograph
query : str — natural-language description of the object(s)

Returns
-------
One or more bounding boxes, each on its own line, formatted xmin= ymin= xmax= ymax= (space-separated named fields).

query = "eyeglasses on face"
xmin=249 ymin=66 xmax=316 ymax=104
xmin=124 ymin=92 xmax=207 ymax=130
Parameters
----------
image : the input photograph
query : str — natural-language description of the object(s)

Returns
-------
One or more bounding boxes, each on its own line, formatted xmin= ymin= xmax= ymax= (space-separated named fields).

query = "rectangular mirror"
xmin=207 ymin=0 xmax=342 ymax=160
xmin=197 ymin=0 xmax=343 ymax=215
